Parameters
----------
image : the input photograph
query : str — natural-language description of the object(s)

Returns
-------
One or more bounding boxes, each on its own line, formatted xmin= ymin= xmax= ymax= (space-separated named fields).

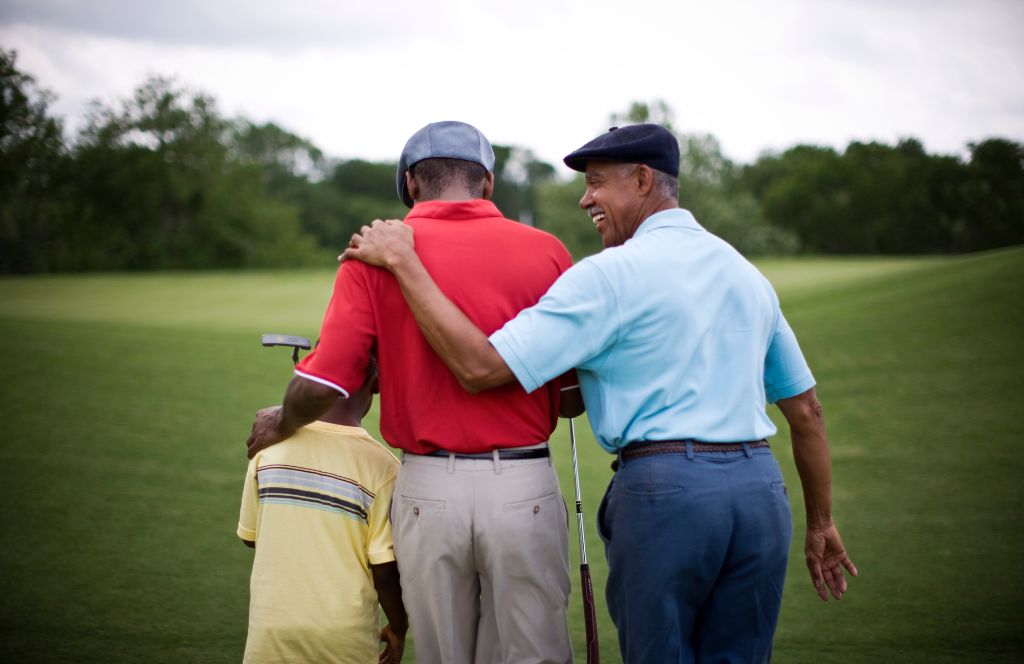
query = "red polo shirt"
xmin=295 ymin=199 xmax=574 ymax=454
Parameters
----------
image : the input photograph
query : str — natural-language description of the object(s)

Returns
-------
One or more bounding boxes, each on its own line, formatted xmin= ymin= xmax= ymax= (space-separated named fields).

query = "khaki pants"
xmin=392 ymin=451 xmax=572 ymax=664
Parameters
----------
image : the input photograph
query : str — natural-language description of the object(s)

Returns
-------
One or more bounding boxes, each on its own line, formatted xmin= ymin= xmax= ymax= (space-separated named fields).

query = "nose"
xmin=579 ymin=188 xmax=592 ymax=210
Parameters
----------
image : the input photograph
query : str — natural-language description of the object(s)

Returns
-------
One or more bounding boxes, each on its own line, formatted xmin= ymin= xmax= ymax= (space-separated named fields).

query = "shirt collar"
xmin=633 ymin=208 xmax=704 ymax=238
xmin=406 ymin=199 xmax=504 ymax=221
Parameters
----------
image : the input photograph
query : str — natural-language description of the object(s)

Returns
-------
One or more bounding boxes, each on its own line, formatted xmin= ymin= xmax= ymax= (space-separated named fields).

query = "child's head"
xmin=319 ymin=355 xmax=379 ymax=427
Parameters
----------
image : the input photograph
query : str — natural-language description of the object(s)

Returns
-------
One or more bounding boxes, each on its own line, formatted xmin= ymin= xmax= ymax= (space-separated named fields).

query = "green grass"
xmin=0 ymin=248 xmax=1021 ymax=662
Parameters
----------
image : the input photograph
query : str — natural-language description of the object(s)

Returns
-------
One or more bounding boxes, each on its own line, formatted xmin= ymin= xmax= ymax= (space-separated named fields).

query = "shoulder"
xmin=349 ymin=434 xmax=401 ymax=474
xmin=499 ymin=219 xmax=572 ymax=255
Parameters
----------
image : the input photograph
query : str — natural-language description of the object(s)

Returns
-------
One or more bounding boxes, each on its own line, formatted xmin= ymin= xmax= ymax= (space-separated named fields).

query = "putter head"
xmin=261 ymin=334 xmax=312 ymax=366
xmin=261 ymin=334 xmax=312 ymax=350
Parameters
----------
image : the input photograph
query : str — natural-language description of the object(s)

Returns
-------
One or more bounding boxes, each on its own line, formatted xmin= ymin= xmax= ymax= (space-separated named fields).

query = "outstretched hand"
xmin=340 ymin=219 xmax=414 ymax=270
xmin=805 ymin=521 xmax=857 ymax=601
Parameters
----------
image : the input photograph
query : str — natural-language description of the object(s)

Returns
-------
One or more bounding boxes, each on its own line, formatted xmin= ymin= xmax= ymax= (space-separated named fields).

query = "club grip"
xmin=580 ymin=563 xmax=600 ymax=664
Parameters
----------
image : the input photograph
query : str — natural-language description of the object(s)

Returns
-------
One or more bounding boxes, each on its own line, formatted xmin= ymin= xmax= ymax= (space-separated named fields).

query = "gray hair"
xmin=652 ymin=169 xmax=679 ymax=200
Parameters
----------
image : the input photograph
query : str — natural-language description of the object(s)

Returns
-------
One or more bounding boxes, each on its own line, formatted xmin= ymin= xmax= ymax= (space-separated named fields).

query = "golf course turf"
xmin=1 ymin=248 xmax=1021 ymax=662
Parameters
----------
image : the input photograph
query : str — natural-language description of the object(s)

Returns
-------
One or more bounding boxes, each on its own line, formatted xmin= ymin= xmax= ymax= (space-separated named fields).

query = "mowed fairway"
xmin=0 ymin=248 xmax=1021 ymax=662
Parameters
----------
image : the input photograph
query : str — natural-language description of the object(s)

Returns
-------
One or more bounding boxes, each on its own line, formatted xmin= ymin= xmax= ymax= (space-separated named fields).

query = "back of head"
xmin=396 ymin=121 xmax=496 ymax=207
xmin=319 ymin=355 xmax=379 ymax=427
xmin=410 ymin=157 xmax=489 ymax=202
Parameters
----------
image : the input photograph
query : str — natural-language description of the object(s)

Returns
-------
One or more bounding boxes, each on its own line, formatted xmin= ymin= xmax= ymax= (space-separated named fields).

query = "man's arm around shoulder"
xmin=246 ymin=376 xmax=339 ymax=458
xmin=343 ymin=219 xmax=515 ymax=393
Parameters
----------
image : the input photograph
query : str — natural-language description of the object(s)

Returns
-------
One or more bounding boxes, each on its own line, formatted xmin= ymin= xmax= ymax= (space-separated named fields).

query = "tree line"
xmin=2 ymin=49 xmax=1021 ymax=274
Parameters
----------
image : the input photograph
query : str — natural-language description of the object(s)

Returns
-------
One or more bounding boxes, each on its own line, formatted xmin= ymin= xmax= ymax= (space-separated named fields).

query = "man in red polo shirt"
xmin=247 ymin=121 xmax=576 ymax=664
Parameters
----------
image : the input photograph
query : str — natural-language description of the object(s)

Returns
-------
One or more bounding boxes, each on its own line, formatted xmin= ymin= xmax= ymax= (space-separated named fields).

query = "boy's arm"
xmin=370 ymin=561 xmax=407 ymax=662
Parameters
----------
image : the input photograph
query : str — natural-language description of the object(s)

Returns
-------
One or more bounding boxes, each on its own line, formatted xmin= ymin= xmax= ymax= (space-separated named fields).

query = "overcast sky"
xmin=2 ymin=0 xmax=1022 ymax=169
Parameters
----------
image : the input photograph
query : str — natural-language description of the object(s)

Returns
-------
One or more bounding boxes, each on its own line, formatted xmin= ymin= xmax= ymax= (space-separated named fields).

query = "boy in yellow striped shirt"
xmin=238 ymin=360 xmax=406 ymax=663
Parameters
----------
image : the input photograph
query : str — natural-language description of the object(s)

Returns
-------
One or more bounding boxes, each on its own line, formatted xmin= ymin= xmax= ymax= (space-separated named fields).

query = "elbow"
xmin=797 ymin=395 xmax=824 ymax=425
xmin=778 ymin=388 xmax=825 ymax=430
xmin=457 ymin=369 xmax=493 ymax=394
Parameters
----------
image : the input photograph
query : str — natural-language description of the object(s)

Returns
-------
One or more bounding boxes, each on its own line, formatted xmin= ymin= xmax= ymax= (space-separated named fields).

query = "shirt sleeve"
xmin=490 ymin=259 xmax=620 ymax=394
xmin=366 ymin=474 xmax=397 ymax=566
xmin=237 ymin=458 xmax=258 ymax=542
xmin=294 ymin=261 xmax=377 ymax=396
xmin=763 ymin=309 xmax=816 ymax=403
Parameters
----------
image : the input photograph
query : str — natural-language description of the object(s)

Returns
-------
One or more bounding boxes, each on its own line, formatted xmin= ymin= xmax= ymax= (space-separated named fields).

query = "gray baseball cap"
xmin=396 ymin=121 xmax=496 ymax=208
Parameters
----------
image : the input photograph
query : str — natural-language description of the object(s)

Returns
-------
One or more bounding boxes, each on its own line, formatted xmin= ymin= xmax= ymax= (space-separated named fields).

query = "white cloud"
xmin=2 ymin=0 xmax=1022 ymax=168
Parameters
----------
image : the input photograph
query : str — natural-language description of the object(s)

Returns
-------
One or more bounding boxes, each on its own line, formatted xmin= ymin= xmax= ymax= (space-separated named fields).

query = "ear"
xmin=405 ymin=171 xmax=419 ymax=202
xmin=635 ymin=164 xmax=655 ymax=196
xmin=482 ymin=172 xmax=495 ymax=200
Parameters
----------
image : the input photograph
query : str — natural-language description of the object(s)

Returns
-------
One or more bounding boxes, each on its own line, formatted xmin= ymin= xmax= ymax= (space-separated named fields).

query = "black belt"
xmin=612 ymin=439 xmax=769 ymax=471
xmin=426 ymin=447 xmax=550 ymax=460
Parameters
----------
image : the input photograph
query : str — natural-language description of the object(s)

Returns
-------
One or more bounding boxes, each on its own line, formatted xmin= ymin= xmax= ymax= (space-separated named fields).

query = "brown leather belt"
xmin=612 ymin=439 xmax=769 ymax=471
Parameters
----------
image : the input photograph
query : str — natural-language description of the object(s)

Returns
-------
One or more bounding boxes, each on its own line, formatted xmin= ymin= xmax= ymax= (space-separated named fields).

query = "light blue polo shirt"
xmin=489 ymin=208 xmax=815 ymax=453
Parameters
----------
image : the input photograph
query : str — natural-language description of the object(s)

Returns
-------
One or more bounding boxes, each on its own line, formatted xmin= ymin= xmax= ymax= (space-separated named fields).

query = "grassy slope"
xmin=0 ymin=249 xmax=1020 ymax=662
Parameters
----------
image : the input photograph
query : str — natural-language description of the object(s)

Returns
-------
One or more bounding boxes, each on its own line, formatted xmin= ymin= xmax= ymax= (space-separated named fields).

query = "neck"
xmin=645 ymin=196 xmax=678 ymax=218
xmin=422 ymin=185 xmax=479 ymax=203
xmin=631 ymin=197 xmax=678 ymax=235
xmin=317 ymin=402 xmax=365 ymax=428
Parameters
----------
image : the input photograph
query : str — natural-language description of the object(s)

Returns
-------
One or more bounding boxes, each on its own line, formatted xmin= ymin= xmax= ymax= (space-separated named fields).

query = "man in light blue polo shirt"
xmin=344 ymin=124 xmax=857 ymax=663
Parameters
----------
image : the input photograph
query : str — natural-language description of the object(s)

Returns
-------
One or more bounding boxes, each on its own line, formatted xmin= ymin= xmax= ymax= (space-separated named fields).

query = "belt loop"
xmin=447 ymin=452 xmax=456 ymax=474
xmin=741 ymin=441 xmax=752 ymax=458
xmin=493 ymin=449 xmax=502 ymax=475
xmin=685 ymin=440 xmax=694 ymax=460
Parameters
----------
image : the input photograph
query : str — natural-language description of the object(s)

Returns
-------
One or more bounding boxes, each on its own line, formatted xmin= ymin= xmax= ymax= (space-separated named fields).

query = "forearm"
xmin=370 ymin=562 xmax=408 ymax=634
xmin=778 ymin=389 xmax=834 ymax=529
xmin=792 ymin=425 xmax=833 ymax=529
xmin=387 ymin=251 xmax=513 ymax=392
xmin=279 ymin=376 xmax=338 ymax=434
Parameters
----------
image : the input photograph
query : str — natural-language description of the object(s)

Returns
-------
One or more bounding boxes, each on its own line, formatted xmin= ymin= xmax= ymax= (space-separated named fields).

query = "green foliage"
xmin=2 ymin=65 xmax=1023 ymax=274
xmin=66 ymin=77 xmax=327 ymax=269
xmin=318 ymin=159 xmax=408 ymax=247
xmin=491 ymin=144 xmax=558 ymax=226
xmin=676 ymin=133 xmax=800 ymax=256
xmin=0 ymin=49 xmax=68 ymax=273
xmin=743 ymin=138 xmax=1024 ymax=254
xmin=962 ymin=139 xmax=1024 ymax=251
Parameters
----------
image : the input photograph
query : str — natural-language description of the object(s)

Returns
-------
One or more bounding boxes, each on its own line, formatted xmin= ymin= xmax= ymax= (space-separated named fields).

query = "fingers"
xmin=822 ymin=565 xmax=845 ymax=600
xmin=842 ymin=555 xmax=859 ymax=577
xmin=808 ymin=560 xmax=829 ymax=601
xmin=246 ymin=434 xmax=266 ymax=459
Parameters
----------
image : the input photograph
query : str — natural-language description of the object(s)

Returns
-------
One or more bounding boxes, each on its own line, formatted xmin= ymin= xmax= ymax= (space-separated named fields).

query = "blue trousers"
xmin=597 ymin=446 xmax=792 ymax=663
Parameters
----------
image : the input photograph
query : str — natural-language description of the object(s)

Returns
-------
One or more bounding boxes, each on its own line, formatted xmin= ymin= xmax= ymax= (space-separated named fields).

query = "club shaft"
xmin=569 ymin=418 xmax=588 ymax=564
xmin=570 ymin=418 xmax=600 ymax=663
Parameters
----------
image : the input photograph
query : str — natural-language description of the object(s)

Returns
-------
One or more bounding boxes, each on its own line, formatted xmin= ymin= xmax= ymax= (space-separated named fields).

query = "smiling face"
xmin=579 ymin=160 xmax=647 ymax=248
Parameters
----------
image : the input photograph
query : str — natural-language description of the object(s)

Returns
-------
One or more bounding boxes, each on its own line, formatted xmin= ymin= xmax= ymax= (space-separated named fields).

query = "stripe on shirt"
xmin=258 ymin=486 xmax=368 ymax=522
xmin=256 ymin=464 xmax=375 ymax=523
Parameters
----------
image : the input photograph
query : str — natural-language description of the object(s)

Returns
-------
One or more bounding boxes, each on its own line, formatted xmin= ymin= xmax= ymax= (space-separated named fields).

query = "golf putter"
xmin=569 ymin=417 xmax=600 ymax=663
xmin=261 ymin=334 xmax=312 ymax=366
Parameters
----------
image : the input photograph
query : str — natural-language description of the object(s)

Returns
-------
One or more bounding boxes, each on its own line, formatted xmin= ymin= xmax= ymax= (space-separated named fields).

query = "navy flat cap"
xmin=396 ymin=121 xmax=495 ymax=208
xmin=563 ymin=124 xmax=680 ymax=177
